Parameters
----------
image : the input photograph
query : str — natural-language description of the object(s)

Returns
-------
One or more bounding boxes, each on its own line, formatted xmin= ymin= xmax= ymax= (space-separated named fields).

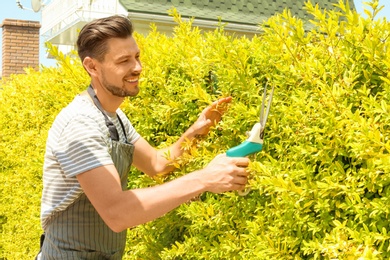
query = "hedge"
xmin=1 ymin=1 xmax=390 ymax=259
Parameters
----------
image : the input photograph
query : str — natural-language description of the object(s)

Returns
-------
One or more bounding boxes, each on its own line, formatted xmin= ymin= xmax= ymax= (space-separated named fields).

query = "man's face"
xmin=98 ymin=36 xmax=142 ymax=97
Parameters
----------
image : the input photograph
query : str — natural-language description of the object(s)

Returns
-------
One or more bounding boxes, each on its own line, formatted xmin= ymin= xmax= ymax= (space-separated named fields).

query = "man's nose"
xmin=133 ymin=60 xmax=142 ymax=74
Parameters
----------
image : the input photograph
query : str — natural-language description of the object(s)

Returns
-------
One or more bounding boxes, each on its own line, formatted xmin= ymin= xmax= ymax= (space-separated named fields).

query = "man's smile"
xmin=125 ymin=77 xmax=139 ymax=83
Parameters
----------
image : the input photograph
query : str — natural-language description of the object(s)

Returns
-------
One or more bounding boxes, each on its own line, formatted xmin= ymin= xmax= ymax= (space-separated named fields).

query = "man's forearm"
xmin=109 ymin=169 xmax=207 ymax=231
xmin=153 ymin=126 xmax=199 ymax=175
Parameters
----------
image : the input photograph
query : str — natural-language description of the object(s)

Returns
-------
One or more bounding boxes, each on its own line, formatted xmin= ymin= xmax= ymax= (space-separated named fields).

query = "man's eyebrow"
xmin=116 ymin=54 xmax=131 ymax=60
xmin=115 ymin=51 xmax=140 ymax=60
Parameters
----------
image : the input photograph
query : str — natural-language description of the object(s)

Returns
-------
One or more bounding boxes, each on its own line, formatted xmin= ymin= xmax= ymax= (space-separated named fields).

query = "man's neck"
xmin=91 ymin=83 xmax=124 ymax=113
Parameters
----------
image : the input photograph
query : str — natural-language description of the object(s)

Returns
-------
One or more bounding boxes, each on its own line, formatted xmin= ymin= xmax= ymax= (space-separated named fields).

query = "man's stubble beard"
xmin=102 ymin=73 xmax=139 ymax=97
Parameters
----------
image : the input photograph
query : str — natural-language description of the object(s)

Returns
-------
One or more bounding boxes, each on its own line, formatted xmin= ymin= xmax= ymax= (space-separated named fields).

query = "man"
xmin=38 ymin=15 xmax=249 ymax=259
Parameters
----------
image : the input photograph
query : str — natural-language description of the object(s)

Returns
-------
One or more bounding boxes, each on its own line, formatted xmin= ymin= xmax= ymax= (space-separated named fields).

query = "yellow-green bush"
xmin=0 ymin=46 xmax=90 ymax=259
xmin=1 ymin=1 xmax=390 ymax=259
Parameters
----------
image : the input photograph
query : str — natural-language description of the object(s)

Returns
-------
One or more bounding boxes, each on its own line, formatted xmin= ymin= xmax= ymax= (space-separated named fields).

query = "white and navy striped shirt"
xmin=40 ymin=94 xmax=140 ymax=229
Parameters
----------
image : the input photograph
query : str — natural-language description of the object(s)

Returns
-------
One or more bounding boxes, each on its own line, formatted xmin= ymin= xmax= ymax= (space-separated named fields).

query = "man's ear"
xmin=83 ymin=57 xmax=98 ymax=76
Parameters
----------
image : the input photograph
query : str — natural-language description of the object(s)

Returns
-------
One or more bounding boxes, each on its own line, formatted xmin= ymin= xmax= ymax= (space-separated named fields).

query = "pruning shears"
xmin=226 ymin=84 xmax=274 ymax=195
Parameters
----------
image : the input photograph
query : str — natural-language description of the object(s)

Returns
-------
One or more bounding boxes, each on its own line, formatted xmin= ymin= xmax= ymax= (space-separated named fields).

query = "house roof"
xmin=118 ymin=0 xmax=355 ymax=27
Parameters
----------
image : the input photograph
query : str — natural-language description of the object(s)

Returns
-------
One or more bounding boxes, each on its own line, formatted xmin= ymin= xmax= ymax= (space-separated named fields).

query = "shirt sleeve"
xmin=54 ymin=114 xmax=114 ymax=178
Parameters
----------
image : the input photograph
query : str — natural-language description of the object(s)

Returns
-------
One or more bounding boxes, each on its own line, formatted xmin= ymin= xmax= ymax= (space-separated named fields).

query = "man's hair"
xmin=77 ymin=15 xmax=134 ymax=62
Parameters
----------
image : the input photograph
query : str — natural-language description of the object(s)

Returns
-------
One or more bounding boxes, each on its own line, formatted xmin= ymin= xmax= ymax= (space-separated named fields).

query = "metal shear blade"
xmin=259 ymin=84 xmax=274 ymax=139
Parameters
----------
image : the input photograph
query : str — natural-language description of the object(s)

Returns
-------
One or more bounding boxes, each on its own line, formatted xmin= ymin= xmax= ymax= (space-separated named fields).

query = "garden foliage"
xmin=1 ymin=1 xmax=390 ymax=259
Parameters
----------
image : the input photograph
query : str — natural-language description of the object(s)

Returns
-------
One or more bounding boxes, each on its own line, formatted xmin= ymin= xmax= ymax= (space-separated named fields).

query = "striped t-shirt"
xmin=40 ymin=94 xmax=140 ymax=229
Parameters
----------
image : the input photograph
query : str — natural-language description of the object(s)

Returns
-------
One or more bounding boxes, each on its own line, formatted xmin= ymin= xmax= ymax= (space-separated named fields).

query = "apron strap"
xmin=87 ymin=85 xmax=128 ymax=142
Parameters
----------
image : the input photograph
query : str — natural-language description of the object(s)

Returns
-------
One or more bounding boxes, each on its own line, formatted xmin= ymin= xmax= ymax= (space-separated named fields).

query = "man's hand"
xmin=198 ymin=153 xmax=250 ymax=194
xmin=191 ymin=97 xmax=232 ymax=136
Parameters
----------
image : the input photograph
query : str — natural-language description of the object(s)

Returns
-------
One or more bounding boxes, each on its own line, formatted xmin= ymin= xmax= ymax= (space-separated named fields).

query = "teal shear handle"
xmin=226 ymin=123 xmax=264 ymax=196
xmin=226 ymin=141 xmax=263 ymax=157
xmin=226 ymin=123 xmax=263 ymax=158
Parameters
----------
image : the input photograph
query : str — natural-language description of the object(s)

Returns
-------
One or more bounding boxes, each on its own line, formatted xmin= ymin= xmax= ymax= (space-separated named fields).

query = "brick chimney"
xmin=1 ymin=19 xmax=41 ymax=78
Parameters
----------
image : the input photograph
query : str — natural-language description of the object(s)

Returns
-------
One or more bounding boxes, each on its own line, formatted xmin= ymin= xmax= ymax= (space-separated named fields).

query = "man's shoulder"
xmin=49 ymin=95 xmax=107 ymax=138
xmin=56 ymin=95 xmax=102 ymax=123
